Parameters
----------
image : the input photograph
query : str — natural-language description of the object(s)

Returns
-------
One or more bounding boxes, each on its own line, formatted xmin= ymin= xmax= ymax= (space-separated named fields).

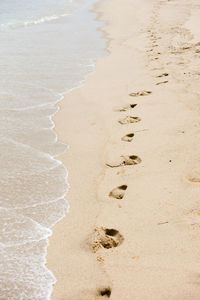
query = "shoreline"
xmin=47 ymin=0 xmax=200 ymax=299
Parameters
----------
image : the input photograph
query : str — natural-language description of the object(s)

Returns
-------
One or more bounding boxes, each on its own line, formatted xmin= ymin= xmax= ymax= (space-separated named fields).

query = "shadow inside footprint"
xmin=121 ymin=133 xmax=134 ymax=142
xmin=114 ymin=103 xmax=137 ymax=112
xmin=129 ymin=90 xmax=152 ymax=97
xmin=109 ymin=185 xmax=128 ymax=199
xmin=99 ymin=288 xmax=111 ymax=298
xmin=156 ymin=80 xmax=168 ymax=85
xmin=124 ymin=155 xmax=141 ymax=165
xmin=156 ymin=72 xmax=168 ymax=78
xmin=106 ymin=155 xmax=141 ymax=168
xmin=118 ymin=116 xmax=141 ymax=125
xmin=91 ymin=227 xmax=124 ymax=252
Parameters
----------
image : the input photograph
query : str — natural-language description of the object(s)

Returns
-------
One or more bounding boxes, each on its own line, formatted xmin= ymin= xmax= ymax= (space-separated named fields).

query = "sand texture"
xmin=47 ymin=0 xmax=200 ymax=299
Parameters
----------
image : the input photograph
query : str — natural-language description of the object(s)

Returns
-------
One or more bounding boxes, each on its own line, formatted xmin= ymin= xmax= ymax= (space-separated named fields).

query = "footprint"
xmin=129 ymin=90 xmax=152 ymax=97
xmin=122 ymin=155 xmax=141 ymax=165
xmin=98 ymin=288 xmax=111 ymax=298
xmin=188 ymin=178 xmax=200 ymax=183
xmin=114 ymin=103 xmax=137 ymax=112
xmin=118 ymin=116 xmax=141 ymax=125
xmin=121 ymin=133 xmax=134 ymax=142
xmin=109 ymin=185 xmax=128 ymax=199
xmin=156 ymin=72 xmax=169 ymax=78
xmin=91 ymin=227 xmax=124 ymax=252
xmin=181 ymin=46 xmax=191 ymax=50
xmin=106 ymin=155 xmax=141 ymax=168
xmin=156 ymin=80 xmax=168 ymax=85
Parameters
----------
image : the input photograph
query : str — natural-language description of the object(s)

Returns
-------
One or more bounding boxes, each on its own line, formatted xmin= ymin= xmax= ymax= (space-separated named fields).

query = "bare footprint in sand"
xmin=91 ymin=227 xmax=124 ymax=252
xmin=118 ymin=116 xmax=141 ymax=125
xmin=114 ymin=103 xmax=137 ymax=112
xmin=156 ymin=72 xmax=169 ymax=78
xmin=106 ymin=155 xmax=141 ymax=168
xmin=156 ymin=80 xmax=168 ymax=85
xmin=121 ymin=133 xmax=134 ymax=142
xmin=188 ymin=177 xmax=200 ymax=183
xmin=109 ymin=185 xmax=128 ymax=199
xmin=98 ymin=287 xmax=112 ymax=298
xmin=129 ymin=90 xmax=152 ymax=97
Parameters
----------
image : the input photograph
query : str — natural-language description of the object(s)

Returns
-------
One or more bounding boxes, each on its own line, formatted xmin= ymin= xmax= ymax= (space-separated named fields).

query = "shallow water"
xmin=0 ymin=0 xmax=106 ymax=298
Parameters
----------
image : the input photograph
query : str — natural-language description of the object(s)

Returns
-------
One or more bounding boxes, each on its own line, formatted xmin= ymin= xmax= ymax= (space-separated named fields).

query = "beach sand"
xmin=47 ymin=0 xmax=200 ymax=299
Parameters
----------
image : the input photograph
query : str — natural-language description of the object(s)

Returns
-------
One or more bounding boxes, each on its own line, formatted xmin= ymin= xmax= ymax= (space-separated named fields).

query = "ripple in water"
xmin=0 ymin=0 xmax=106 ymax=298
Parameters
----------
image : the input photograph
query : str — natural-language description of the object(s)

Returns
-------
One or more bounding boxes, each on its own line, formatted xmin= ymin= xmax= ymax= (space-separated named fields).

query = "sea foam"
xmin=0 ymin=0 xmax=106 ymax=298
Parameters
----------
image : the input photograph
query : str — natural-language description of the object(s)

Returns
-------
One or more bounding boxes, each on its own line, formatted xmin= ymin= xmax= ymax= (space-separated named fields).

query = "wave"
xmin=0 ymin=13 xmax=71 ymax=30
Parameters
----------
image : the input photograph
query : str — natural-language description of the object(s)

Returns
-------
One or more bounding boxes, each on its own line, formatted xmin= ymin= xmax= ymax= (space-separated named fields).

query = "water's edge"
xmin=47 ymin=0 xmax=108 ymax=295
xmin=0 ymin=0 xmax=106 ymax=298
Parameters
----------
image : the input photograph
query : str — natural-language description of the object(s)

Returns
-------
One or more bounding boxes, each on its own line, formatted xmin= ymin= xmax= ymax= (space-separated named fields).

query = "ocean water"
xmin=0 ymin=0 xmax=106 ymax=299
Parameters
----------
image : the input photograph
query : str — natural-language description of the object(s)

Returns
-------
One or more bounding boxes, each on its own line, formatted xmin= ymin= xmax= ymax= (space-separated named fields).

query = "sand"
xmin=47 ymin=0 xmax=200 ymax=299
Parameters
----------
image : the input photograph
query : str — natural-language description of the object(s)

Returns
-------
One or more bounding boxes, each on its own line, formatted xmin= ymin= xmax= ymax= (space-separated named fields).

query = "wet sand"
xmin=47 ymin=0 xmax=200 ymax=299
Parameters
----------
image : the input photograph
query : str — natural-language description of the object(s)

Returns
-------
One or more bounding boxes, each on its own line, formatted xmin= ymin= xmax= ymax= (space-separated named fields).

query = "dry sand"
xmin=47 ymin=0 xmax=200 ymax=299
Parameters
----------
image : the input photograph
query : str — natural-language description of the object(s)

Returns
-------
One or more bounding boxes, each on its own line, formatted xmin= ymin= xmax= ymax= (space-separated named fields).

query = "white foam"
xmin=1 ymin=13 xmax=71 ymax=30
xmin=0 ymin=239 xmax=56 ymax=299
xmin=0 ymin=0 xmax=106 ymax=298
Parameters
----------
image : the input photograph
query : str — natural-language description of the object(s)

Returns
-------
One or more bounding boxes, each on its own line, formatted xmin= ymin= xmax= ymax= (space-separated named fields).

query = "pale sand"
xmin=47 ymin=0 xmax=200 ymax=299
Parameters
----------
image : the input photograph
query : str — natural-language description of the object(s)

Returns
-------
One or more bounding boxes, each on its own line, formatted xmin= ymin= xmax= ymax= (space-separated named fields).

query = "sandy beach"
xmin=47 ymin=0 xmax=200 ymax=299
